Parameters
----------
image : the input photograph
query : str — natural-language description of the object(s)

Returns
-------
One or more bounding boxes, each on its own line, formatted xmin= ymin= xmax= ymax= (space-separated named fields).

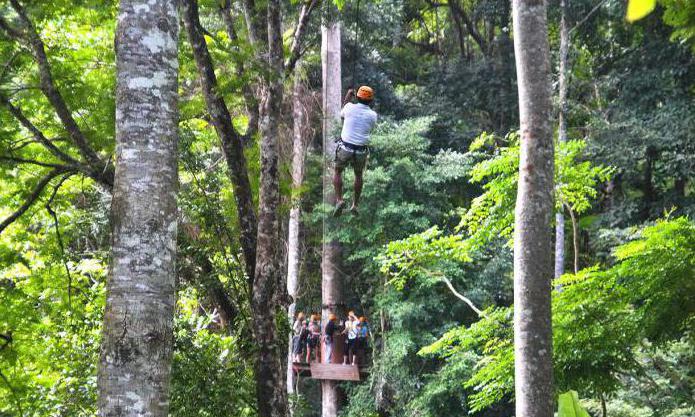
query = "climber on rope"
xmin=333 ymin=86 xmax=378 ymax=217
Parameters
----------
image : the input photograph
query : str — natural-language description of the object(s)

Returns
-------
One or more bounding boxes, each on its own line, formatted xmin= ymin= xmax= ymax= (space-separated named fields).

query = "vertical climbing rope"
xmin=351 ymin=0 xmax=361 ymax=88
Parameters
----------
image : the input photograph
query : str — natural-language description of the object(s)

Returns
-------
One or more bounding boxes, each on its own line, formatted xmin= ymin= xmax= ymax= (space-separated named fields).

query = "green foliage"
xmin=661 ymin=0 xmax=695 ymax=50
xmin=380 ymin=132 xmax=612 ymax=290
xmin=419 ymin=217 xmax=695 ymax=412
xmin=558 ymin=391 xmax=591 ymax=417
xmin=170 ymin=290 xmax=256 ymax=417
xmin=0 ymin=1 xmax=693 ymax=416
xmin=0 ymin=181 xmax=108 ymax=417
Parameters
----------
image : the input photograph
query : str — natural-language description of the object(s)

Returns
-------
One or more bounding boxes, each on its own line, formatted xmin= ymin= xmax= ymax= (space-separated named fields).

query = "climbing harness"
xmin=335 ymin=138 xmax=370 ymax=158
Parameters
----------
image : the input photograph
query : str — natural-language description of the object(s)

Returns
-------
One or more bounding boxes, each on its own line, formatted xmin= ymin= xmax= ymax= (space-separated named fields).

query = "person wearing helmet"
xmin=333 ymin=85 xmax=378 ymax=217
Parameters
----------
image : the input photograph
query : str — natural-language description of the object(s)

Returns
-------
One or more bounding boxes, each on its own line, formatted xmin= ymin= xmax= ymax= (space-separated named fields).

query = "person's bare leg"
xmin=333 ymin=167 xmax=347 ymax=217
xmin=333 ymin=167 xmax=344 ymax=204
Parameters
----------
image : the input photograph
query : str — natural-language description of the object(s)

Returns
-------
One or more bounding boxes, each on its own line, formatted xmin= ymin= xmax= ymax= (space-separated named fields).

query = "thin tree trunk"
xmin=181 ymin=0 xmax=258 ymax=283
xmin=287 ymin=66 xmax=309 ymax=396
xmin=600 ymin=392 xmax=607 ymax=417
xmin=251 ymin=0 xmax=287 ymax=414
xmin=98 ymin=1 xmax=179 ymax=416
xmin=496 ymin=0 xmax=514 ymax=133
xmin=321 ymin=11 xmax=342 ymax=417
xmin=554 ymin=0 xmax=569 ymax=279
xmin=511 ymin=0 xmax=555 ymax=416
xmin=641 ymin=145 xmax=658 ymax=220
xmin=566 ymin=204 xmax=579 ymax=274
xmin=674 ymin=177 xmax=686 ymax=198
xmin=554 ymin=212 xmax=565 ymax=277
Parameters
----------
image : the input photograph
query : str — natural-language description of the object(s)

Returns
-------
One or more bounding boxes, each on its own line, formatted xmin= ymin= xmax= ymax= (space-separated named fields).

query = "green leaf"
xmin=626 ymin=0 xmax=656 ymax=22
xmin=558 ymin=391 xmax=591 ymax=417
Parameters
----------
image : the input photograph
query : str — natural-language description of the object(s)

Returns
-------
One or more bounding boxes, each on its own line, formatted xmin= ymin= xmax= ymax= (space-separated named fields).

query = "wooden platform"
xmin=292 ymin=362 xmax=368 ymax=381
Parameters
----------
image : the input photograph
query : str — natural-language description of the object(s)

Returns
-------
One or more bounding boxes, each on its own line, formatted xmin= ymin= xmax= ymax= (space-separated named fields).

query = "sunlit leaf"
xmin=626 ymin=0 xmax=656 ymax=22
xmin=558 ymin=391 xmax=591 ymax=417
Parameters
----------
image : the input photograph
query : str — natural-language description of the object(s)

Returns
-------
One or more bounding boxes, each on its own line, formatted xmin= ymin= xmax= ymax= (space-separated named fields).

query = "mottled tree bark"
xmin=554 ymin=0 xmax=569 ymax=279
xmin=287 ymin=67 xmax=309 ymax=396
xmin=321 ymin=12 xmax=342 ymax=417
xmin=511 ymin=0 xmax=555 ymax=417
xmin=98 ymin=1 xmax=179 ymax=416
xmin=251 ymin=0 xmax=287 ymax=414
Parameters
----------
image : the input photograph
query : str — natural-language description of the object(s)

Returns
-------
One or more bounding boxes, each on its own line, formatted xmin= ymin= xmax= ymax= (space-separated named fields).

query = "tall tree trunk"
xmin=564 ymin=204 xmax=580 ymax=274
xmin=674 ymin=177 xmax=686 ymax=198
xmin=511 ymin=0 xmax=555 ymax=416
xmin=321 ymin=10 xmax=342 ymax=417
xmin=641 ymin=145 xmax=658 ymax=220
xmin=287 ymin=66 xmax=309 ymax=396
xmin=181 ymin=0 xmax=258 ymax=283
xmin=496 ymin=0 xmax=515 ymax=134
xmin=554 ymin=0 xmax=569 ymax=279
xmin=98 ymin=1 xmax=179 ymax=416
xmin=251 ymin=0 xmax=287 ymax=414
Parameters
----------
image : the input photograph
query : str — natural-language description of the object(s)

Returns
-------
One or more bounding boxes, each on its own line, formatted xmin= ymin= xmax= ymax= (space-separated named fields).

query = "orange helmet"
xmin=328 ymin=313 xmax=337 ymax=321
xmin=356 ymin=86 xmax=374 ymax=101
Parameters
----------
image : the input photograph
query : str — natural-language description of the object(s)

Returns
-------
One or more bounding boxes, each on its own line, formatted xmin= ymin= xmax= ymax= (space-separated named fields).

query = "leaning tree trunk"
xmin=321 ymin=10 xmax=342 ymax=417
xmin=98 ymin=1 xmax=179 ymax=416
xmin=511 ymin=0 xmax=555 ymax=417
xmin=251 ymin=0 xmax=288 ymax=414
xmin=554 ymin=0 xmax=570 ymax=279
xmin=287 ymin=66 xmax=309 ymax=396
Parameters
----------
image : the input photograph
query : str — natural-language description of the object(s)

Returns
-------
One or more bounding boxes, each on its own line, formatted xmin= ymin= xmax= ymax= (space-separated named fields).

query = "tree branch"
xmin=241 ymin=0 xmax=267 ymax=51
xmin=0 ymin=94 xmax=114 ymax=188
xmin=284 ymin=0 xmax=318 ymax=76
xmin=448 ymin=0 xmax=487 ymax=54
xmin=45 ymin=173 xmax=75 ymax=308
xmin=0 ymin=166 xmax=74 ymax=235
xmin=404 ymin=37 xmax=441 ymax=54
xmin=8 ymin=0 xmax=107 ymax=171
xmin=0 ymin=368 xmax=24 ymax=417
xmin=0 ymin=333 xmax=11 ymax=350
xmin=0 ymin=93 xmax=80 ymax=165
xmin=181 ymin=0 xmax=258 ymax=282
xmin=0 ymin=155 xmax=72 ymax=169
xmin=0 ymin=15 xmax=23 ymax=39
xmin=440 ymin=275 xmax=484 ymax=317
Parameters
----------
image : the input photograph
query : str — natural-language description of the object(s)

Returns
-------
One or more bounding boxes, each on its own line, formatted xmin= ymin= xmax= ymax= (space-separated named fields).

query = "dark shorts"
xmin=355 ymin=337 xmax=368 ymax=351
xmin=335 ymin=142 xmax=368 ymax=172
xmin=307 ymin=335 xmax=320 ymax=349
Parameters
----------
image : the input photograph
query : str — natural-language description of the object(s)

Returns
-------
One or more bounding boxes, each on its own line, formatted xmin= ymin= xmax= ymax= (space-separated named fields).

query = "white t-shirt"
xmin=346 ymin=319 xmax=360 ymax=340
xmin=340 ymin=102 xmax=377 ymax=146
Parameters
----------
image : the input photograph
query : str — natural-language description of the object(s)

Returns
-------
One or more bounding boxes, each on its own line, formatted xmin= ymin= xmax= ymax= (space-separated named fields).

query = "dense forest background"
xmin=0 ymin=0 xmax=693 ymax=416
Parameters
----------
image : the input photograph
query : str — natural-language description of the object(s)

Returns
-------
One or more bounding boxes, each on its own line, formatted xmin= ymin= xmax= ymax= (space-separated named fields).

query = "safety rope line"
xmin=351 ymin=0 xmax=361 ymax=88
xmin=321 ymin=0 xmax=363 ymax=295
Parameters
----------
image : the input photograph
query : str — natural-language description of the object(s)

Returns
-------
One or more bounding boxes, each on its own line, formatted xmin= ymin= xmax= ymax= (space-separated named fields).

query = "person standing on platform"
xmin=354 ymin=316 xmax=370 ymax=365
xmin=291 ymin=312 xmax=306 ymax=362
xmin=306 ymin=314 xmax=321 ymax=363
xmin=343 ymin=311 xmax=360 ymax=365
xmin=324 ymin=313 xmax=340 ymax=363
